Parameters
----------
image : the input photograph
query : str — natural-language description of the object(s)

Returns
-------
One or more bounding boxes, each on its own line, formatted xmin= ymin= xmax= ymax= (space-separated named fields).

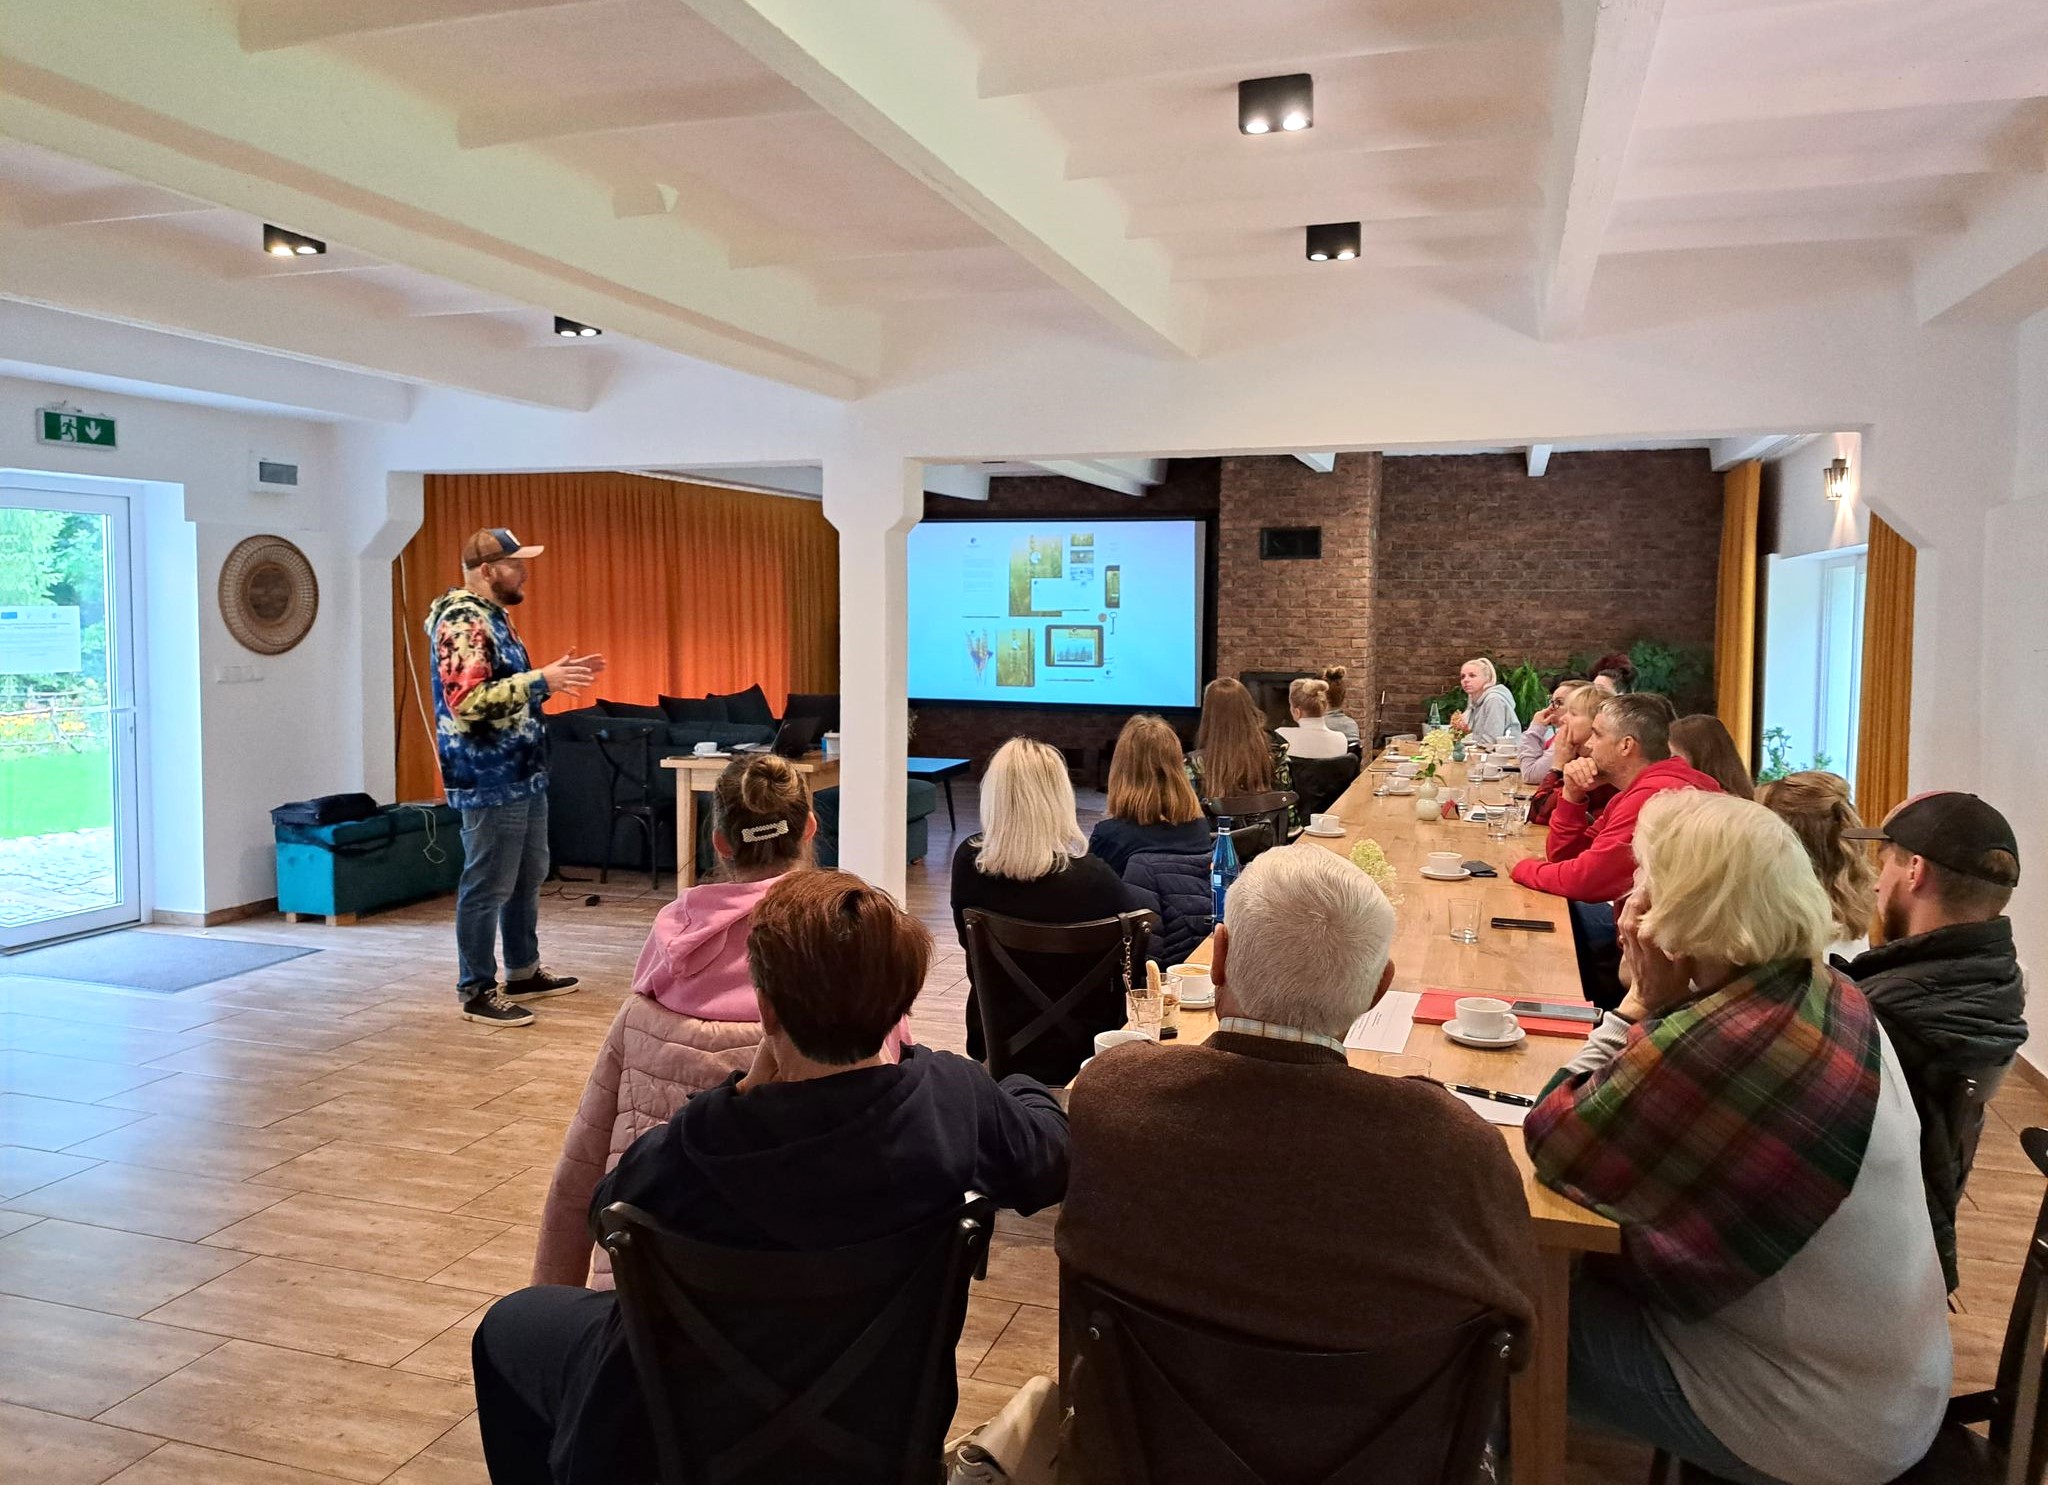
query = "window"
xmin=1761 ymin=545 xmax=1866 ymax=782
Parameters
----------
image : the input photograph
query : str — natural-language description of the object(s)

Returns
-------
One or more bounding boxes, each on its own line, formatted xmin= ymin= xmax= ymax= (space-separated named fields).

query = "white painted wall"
xmin=1769 ymin=432 xmax=1870 ymax=559
xmin=0 ymin=373 xmax=360 ymax=914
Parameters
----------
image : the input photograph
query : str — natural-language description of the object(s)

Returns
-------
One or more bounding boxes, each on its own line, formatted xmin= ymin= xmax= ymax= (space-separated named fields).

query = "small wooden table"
xmin=905 ymin=756 xmax=972 ymax=831
xmin=659 ymin=752 xmax=841 ymax=891
xmin=1171 ymin=763 xmax=1617 ymax=1485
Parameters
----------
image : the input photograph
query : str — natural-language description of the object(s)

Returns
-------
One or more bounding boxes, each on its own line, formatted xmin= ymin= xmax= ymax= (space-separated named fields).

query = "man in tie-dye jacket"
xmin=427 ymin=528 xmax=605 ymax=1026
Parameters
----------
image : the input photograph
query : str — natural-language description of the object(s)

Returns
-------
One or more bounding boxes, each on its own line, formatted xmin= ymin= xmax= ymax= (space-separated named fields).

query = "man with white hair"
xmin=1055 ymin=846 xmax=1538 ymax=1356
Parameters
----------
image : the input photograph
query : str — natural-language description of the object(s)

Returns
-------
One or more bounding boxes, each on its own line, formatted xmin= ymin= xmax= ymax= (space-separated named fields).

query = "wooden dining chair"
xmin=1061 ymin=1268 xmax=1525 ymax=1485
xmin=598 ymin=1194 xmax=993 ymax=1485
xmin=962 ymin=908 xmax=1159 ymax=1085
xmin=593 ymin=726 xmax=675 ymax=890
xmin=1651 ymin=1123 xmax=2048 ymax=1485
xmin=1204 ymin=789 xmax=1298 ymax=853
xmin=1287 ymin=754 xmax=1361 ymax=818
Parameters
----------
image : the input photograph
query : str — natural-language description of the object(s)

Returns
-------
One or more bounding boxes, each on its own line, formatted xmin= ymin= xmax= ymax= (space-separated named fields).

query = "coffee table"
xmin=905 ymin=756 xmax=971 ymax=831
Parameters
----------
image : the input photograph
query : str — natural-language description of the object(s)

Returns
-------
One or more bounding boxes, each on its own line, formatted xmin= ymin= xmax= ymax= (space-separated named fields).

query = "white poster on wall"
xmin=0 ymin=606 xmax=83 ymax=673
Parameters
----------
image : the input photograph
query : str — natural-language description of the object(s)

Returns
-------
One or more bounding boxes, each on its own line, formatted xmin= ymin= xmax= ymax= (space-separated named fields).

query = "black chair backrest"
xmin=1061 ymin=1270 xmax=1523 ymax=1485
xmin=1966 ymin=1125 xmax=2048 ymax=1482
xmin=1287 ymin=753 xmax=1361 ymax=817
xmin=1205 ymin=790 xmax=1297 ymax=852
xmin=593 ymin=725 xmax=662 ymax=806
xmin=1225 ymin=820 xmax=1275 ymax=867
xmin=962 ymin=908 xmax=1159 ymax=1084
xmin=598 ymin=1194 xmax=993 ymax=1485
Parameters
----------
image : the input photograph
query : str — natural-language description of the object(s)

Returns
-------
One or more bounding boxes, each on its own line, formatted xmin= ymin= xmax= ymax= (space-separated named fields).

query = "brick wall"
xmin=912 ymin=463 xmax=1218 ymax=772
xmin=1371 ymin=450 xmax=1723 ymax=728
xmin=1215 ymin=452 xmax=1381 ymax=718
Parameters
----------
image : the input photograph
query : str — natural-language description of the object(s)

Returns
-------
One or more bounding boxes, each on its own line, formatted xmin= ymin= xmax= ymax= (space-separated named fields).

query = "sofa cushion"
xmin=784 ymin=693 xmax=840 ymax=732
xmin=659 ymin=694 xmax=729 ymax=724
xmin=595 ymin=698 xmax=667 ymax=722
xmin=710 ymin=684 xmax=776 ymax=728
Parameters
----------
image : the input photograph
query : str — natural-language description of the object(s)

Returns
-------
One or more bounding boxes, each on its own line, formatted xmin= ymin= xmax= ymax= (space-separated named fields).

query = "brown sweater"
xmin=1055 ymin=1031 xmax=1540 ymax=1347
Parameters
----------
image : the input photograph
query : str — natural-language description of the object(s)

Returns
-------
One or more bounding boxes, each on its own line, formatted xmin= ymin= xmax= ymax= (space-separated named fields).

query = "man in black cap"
xmin=427 ymin=528 xmax=604 ymax=1026
xmin=1841 ymin=791 xmax=2026 ymax=1290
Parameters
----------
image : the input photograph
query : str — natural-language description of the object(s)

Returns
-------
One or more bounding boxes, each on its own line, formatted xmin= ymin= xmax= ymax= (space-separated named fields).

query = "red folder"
xmin=1414 ymin=989 xmax=1594 ymax=1040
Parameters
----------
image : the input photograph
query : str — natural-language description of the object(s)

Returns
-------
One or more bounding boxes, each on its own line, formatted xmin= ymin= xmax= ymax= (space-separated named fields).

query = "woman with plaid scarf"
xmin=1526 ymin=791 xmax=1951 ymax=1485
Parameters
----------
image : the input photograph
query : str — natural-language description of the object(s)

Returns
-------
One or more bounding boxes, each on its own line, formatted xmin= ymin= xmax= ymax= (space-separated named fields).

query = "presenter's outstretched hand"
xmin=541 ymin=651 xmax=605 ymax=695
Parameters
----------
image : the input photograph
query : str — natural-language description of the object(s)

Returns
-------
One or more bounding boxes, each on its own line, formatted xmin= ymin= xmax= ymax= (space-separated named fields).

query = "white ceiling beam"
xmin=456 ymin=83 xmax=809 ymax=149
xmin=1127 ymin=184 xmax=1540 ymax=242
xmin=1172 ymin=242 xmax=1530 ymax=281
xmin=1031 ymin=460 xmax=1161 ymax=498
xmin=0 ymin=221 xmax=594 ymax=410
xmin=1065 ymin=110 xmax=1549 ymax=183
xmin=1293 ymin=453 xmax=1338 ymax=473
xmin=975 ymin=7 xmax=1549 ymax=99
xmin=1708 ymin=435 xmax=1788 ymax=471
xmin=0 ymin=299 xmax=414 ymax=423
xmin=1537 ymin=0 xmax=1667 ymax=339
xmin=237 ymin=0 xmax=602 ymax=52
xmin=1621 ymin=142 xmax=2020 ymax=202
xmin=1914 ymin=171 xmax=2048 ymax=325
xmin=673 ymin=0 xmax=1202 ymax=357
xmin=1 ymin=0 xmax=881 ymax=397
xmin=22 ymin=183 xmax=215 ymax=228
xmin=1525 ymin=444 xmax=1553 ymax=477
xmin=1643 ymin=57 xmax=2048 ymax=132
xmin=1605 ymin=202 xmax=1965 ymax=254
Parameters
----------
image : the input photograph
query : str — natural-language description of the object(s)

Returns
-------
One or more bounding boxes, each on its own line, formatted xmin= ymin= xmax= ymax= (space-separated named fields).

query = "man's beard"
xmin=1875 ymin=894 xmax=1907 ymax=945
xmin=493 ymin=581 xmax=524 ymax=606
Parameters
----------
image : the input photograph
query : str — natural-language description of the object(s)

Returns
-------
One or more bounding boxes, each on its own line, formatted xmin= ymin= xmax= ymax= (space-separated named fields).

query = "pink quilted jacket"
xmin=531 ymin=994 xmax=760 ymax=1288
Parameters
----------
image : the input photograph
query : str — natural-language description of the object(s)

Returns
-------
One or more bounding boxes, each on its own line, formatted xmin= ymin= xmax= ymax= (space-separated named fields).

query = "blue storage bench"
xmin=275 ymin=804 xmax=464 ymax=925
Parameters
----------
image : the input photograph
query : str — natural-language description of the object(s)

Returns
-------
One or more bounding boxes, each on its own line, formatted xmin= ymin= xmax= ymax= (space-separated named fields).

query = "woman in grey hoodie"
xmin=1450 ymin=657 xmax=1519 ymax=744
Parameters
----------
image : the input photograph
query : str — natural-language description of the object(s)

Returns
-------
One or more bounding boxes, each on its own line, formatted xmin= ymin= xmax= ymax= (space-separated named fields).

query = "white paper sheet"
xmin=1343 ymin=990 xmax=1419 ymax=1053
xmin=1451 ymin=1090 xmax=1531 ymax=1127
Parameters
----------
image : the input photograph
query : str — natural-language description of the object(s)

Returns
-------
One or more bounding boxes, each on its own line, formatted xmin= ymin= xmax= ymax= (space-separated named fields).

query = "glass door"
xmin=0 ymin=481 xmax=142 ymax=948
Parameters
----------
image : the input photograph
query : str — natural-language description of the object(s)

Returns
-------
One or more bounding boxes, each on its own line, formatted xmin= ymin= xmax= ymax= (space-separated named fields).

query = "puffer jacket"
xmin=531 ymin=995 xmax=761 ymax=1288
xmin=1123 ymin=849 xmax=1215 ymax=968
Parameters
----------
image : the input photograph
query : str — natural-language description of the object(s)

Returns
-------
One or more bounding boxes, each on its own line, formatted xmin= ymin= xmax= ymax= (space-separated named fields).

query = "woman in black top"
xmin=1088 ymin=714 xmax=1211 ymax=875
xmin=953 ymin=738 xmax=1137 ymax=1078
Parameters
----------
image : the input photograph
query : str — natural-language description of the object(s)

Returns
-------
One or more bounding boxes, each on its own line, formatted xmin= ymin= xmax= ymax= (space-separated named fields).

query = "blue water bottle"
xmin=1210 ymin=816 xmax=1241 ymax=924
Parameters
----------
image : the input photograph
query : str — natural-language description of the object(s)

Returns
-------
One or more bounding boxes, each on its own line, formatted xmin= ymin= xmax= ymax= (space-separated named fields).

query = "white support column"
xmin=823 ymin=447 xmax=922 ymax=901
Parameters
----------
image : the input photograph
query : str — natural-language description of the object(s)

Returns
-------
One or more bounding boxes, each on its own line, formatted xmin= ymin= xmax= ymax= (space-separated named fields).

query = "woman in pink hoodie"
xmin=532 ymin=752 xmax=820 ymax=1287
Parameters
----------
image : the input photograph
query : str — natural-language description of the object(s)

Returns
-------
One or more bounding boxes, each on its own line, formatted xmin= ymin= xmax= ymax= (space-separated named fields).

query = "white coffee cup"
xmin=1094 ymin=1028 xmax=1149 ymax=1057
xmin=1166 ymin=964 xmax=1213 ymax=1002
xmin=1394 ymin=760 xmax=1420 ymax=777
xmin=1309 ymin=811 xmax=1341 ymax=833
xmin=1425 ymin=850 xmax=1463 ymax=875
xmin=693 ymin=740 xmax=719 ymax=757
xmin=1455 ymin=996 xmax=1516 ymax=1039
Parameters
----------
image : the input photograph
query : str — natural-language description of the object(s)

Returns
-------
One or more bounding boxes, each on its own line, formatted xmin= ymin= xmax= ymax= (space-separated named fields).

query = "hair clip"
xmin=740 ymin=820 xmax=790 ymax=843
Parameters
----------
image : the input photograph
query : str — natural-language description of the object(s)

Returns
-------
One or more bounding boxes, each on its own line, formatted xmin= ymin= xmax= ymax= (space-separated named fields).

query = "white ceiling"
xmin=0 ymin=0 xmax=2044 ymax=406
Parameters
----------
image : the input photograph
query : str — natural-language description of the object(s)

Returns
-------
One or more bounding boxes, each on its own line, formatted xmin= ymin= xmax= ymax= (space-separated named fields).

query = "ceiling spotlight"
xmin=262 ymin=224 xmax=325 ymax=258
xmin=553 ymin=316 xmax=602 ymax=339
xmin=1305 ymin=221 xmax=1361 ymax=262
xmin=1239 ymin=73 xmax=1312 ymax=137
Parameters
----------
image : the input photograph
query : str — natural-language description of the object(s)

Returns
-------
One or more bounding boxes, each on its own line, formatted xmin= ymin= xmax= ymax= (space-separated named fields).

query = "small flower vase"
xmin=1416 ymin=775 xmax=1439 ymax=801
xmin=1415 ymin=793 xmax=1440 ymax=821
xmin=1451 ymin=737 xmax=1466 ymax=763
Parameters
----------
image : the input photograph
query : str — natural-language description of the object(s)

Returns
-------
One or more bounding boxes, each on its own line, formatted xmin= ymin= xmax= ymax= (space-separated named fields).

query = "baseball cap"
xmin=1844 ymin=791 xmax=2020 ymax=885
xmin=462 ymin=528 xmax=545 ymax=568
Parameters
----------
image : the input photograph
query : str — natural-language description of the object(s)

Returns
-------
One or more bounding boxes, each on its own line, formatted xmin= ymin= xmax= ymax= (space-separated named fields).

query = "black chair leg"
xmin=944 ymin=779 xmax=957 ymax=832
xmin=599 ymin=811 xmax=619 ymax=884
xmin=645 ymin=815 xmax=659 ymax=893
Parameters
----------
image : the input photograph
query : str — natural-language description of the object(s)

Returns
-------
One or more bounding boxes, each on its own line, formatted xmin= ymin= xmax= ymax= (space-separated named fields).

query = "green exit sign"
xmin=38 ymin=409 xmax=117 ymax=449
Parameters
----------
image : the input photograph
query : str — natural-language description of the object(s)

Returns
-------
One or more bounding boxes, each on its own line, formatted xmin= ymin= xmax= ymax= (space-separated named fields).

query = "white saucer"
xmin=1177 ymin=991 xmax=1215 ymax=1010
xmin=1443 ymin=1020 xmax=1526 ymax=1049
xmin=1420 ymin=866 xmax=1470 ymax=881
xmin=1302 ymin=825 xmax=1346 ymax=838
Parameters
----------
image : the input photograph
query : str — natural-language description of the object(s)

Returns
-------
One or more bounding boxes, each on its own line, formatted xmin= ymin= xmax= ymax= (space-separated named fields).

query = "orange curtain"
xmin=394 ymin=472 xmax=838 ymax=802
xmin=1856 ymin=513 xmax=1916 ymax=826
xmin=1714 ymin=460 xmax=1762 ymax=768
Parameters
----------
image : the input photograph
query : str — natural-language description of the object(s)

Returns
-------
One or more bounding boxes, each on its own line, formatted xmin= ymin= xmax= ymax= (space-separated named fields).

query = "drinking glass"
xmin=1448 ymin=899 xmax=1482 ymax=944
xmin=1126 ymin=988 xmax=1163 ymax=1039
xmin=1376 ymin=1053 xmax=1432 ymax=1079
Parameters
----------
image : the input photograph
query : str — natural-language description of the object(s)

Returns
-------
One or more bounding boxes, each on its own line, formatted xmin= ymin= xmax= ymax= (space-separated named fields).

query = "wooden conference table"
xmin=659 ymin=752 xmax=841 ymax=890
xmin=1171 ymin=761 xmax=1618 ymax=1485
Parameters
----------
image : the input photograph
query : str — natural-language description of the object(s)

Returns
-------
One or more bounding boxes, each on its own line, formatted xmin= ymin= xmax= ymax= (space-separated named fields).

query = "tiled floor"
xmin=0 ymin=781 xmax=2038 ymax=1483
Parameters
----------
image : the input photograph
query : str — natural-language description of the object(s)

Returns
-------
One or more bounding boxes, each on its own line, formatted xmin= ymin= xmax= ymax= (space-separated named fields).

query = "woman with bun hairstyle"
xmin=533 ymin=752 xmax=906 ymax=1287
xmin=1320 ymin=665 xmax=1361 ymax=750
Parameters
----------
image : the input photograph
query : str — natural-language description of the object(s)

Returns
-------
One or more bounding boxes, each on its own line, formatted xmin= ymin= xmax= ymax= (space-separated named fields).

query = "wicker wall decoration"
xmin=219 ymin=535 xmax=319 ymax=655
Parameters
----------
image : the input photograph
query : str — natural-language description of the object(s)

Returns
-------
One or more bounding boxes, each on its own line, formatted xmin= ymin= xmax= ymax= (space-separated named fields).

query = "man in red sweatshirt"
xmin=1511 ymin=693 xmax=1721 ymax=902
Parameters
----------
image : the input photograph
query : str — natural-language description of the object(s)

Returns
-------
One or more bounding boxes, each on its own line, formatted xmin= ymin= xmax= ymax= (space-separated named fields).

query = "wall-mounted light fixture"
xmin=553 ymin=316 xmax=602 ymax=338
xmin=1238 ymin=74 xmax=1312 ymax=135
xmin=1824 ymin=456 xmax=1850 ymax=502
xmin=1305 ymin=222 xmax=1360 ymax=262
xmin=262 ymin=224 xmax=325 ymax=257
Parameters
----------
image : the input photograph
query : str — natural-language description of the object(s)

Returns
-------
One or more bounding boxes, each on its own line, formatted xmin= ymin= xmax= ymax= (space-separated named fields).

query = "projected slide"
xmin=908 ymin=519 xmax=1203 ymax=707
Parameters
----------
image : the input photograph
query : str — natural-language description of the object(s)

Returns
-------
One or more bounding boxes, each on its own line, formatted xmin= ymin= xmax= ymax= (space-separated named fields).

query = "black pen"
xmin=1447 ymin=1084 xmax=1536 ymax=1107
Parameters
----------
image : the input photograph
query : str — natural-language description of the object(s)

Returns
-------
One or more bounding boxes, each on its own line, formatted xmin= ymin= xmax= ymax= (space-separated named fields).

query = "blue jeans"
xmin=456 ymin=794 xmax=549 ymax=1001
xmin=1568 ymin=1267 xmax=1789 ymax=1485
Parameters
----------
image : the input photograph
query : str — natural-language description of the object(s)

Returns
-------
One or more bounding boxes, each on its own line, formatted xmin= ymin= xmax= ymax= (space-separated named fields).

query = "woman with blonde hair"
xmin=1519 ymin=678 xmax=1588 ymax=784
xmin=1450 ymin=656 xmax=1518 ymax=743
xmin=535 ymin=753 xmax=905 ymax=1288
xmin=952 ymin=737 xmax=1135 ymax=1070
xmin=1089 ymin=714 xmax=1210 ymax=874
xmin=1527 ymin=791 xmax=1949 ymax=1485
xmin=1670 ymin=714 xmax=1756 ymax=801
xmin=1277 ymin=676 xmax=1348 ymax=760
xmin=1320 ymin=664 xmax=1361 ymax=749
xmin=1758 ymin=770 xmax=1876 ymax=957
xmin=1527 ymin=683 xmax=1610 ymax=826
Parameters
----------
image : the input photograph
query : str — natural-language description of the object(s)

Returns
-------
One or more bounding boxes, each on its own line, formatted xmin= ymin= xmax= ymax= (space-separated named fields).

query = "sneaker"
xmin=461 ymin=989 xmax=536 ymax=1027
xmin=503 ymin=967 xmax=580 ymax=1002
